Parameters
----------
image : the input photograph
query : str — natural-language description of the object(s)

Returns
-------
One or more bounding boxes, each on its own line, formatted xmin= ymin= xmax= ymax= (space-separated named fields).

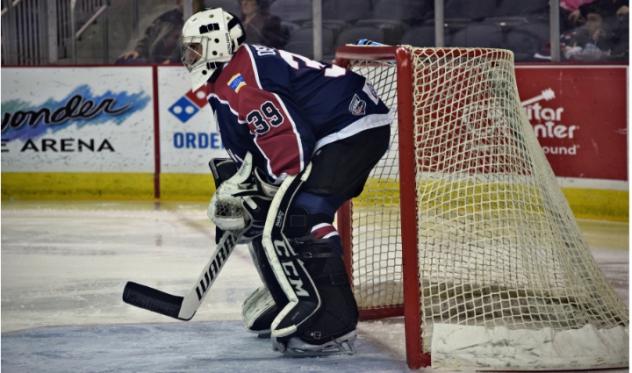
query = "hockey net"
xmin=335 ymin=45 xmax=628 ymax=370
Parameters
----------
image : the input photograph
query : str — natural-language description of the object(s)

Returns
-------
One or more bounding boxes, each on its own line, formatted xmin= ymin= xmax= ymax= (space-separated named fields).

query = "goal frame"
xmin=334 ymin=45 xmax=629 ymax=371
xmin=335 ymin=45 xmax=427 ymax=368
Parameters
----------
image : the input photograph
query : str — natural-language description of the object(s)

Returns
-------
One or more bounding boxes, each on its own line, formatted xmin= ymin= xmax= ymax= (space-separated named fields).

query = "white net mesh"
xmin=343 ymin=46 xmax=628 ymax=363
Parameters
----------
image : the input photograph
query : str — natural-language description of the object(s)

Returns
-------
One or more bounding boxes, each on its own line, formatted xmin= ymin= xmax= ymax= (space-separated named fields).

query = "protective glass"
xmin=180 ymin=39 xmax=205 ymax=72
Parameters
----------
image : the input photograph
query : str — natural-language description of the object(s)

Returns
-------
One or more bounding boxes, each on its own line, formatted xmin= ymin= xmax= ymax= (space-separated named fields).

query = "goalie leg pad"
xmin=266 ymin=236 xmax=322 ymax=338
xmin=242 ymin=238 xmax=288 ymax=336
xmin=242 ymin=286 xmax=277 ymax=338
xmin=273 ymin=235 xmax=358 ymax=348
xmin=248 ymin=238 xmax=289 ymax=307
xmin=262 ymin=167 xmax=358 ymax=350
xmin=262 ymin=166 xmax=322 ymax=339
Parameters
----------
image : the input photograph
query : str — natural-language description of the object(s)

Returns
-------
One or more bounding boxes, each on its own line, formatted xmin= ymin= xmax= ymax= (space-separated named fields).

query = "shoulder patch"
xmin=227 ymin=73 xmax=247 ymax=93
xmin=349 ymin=94 xmax=367 ymax=116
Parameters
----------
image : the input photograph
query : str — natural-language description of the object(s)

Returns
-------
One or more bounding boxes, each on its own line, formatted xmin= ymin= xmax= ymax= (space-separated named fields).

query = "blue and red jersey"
xmin=206 ymin=43 xmax=391 ymax=182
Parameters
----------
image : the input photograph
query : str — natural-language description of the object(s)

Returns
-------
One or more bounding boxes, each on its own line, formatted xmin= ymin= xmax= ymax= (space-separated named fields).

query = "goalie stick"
xmin=123 ymin=155 xmax=245 ymax=320
xmin=123 ymin=153 xmax=301 ymax=321
xmin=122 ymin=229 xmax=239 ymax=321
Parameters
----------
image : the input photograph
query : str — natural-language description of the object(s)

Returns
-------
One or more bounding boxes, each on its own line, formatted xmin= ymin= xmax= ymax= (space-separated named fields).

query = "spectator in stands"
xmin=579 ymin=0 xmax=628 ymax=19
xmin=560 ymin=0 xmax=597 ymax=31
xmin=561 ymin=9 xmax=610 ymax=60
xmin=239 ymin=0 xmax=288 ymax=49
xmin=117 ymin=1 xmax=184 ymax=64
xmin=561 ymin=0 xmax=628 ymax=60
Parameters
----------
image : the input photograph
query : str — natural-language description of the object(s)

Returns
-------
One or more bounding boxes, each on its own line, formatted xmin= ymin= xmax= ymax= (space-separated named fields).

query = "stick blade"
xmin=123 ymin=281 xmax=191 ymax=321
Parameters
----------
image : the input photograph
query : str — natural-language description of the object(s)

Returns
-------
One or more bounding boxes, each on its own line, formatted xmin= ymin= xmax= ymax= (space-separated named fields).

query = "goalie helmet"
xmin=180 ymin=8 xmax=246 ymax=90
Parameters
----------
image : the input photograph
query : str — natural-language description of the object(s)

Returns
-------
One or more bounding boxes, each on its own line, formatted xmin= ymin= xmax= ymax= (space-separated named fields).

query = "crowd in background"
xmin=1 ymin=0 xmax=627 ymax=65
xmin=115 ymin=0 xmax=628 ymax=64
xmin=559 ymin=0 xmax=628 ymax=60
xmin=116 ymin=0 xmax=288 ymax=65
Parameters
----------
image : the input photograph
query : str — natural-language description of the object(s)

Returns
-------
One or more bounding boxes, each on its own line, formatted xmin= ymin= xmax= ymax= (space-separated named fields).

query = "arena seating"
xmin=204 ymin=0 xmax=241 ymax=16
xmin=401 ymin=25 xmax=437 ymax=47
xmin=270 ymin=0 xmax=313 ymax=23
xmin=504 ymin=21 xmax=550 ymax=61
xmin=285 ymin=27 xmax=336 ymax=60
xmin=450 ymin=22 xmax=504 ymax=48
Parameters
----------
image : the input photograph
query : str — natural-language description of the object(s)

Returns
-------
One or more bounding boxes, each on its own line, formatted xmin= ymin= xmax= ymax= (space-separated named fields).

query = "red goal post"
xmin=335 ymin=45 xmax=426 ymax=367
xmin=334 ymin=45 xmax=628 ymax=370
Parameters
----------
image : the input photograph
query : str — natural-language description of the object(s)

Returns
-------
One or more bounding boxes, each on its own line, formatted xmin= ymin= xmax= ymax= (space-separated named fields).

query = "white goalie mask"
xmin=180 ymin=8 xmax=246 ymax=90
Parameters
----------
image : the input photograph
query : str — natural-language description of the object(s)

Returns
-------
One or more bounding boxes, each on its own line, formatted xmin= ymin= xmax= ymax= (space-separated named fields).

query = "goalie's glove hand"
xmin=213 ymin=193 xmax=270 ymax=244
xmin=239 ymin=194 xmax=271 ymax=243
xmin=208 ymin=153 xmax=278 ymax=244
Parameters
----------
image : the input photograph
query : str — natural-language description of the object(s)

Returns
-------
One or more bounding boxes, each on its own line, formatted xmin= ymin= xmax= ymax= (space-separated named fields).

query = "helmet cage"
xmin=181 ymin=37 xmax=205 ymax=72
xmin=180 ymin=8 xmax=245 ymax=89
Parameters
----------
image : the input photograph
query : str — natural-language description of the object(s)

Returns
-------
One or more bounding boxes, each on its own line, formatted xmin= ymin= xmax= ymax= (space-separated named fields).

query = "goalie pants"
xmin=250 ymin=124 xmax=391 ymax=344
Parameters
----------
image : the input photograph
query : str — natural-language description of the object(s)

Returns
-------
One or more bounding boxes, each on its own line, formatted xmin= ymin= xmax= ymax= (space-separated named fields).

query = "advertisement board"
xmin=0 ymin=65 xmax=627 ymax=215
xmin=515 ymin=66 xmax=627 ymax=187
xmin=158 ymin=66 xmax=228 ymax=174
xmin=1 ymin=67 xmax=154 ymax=172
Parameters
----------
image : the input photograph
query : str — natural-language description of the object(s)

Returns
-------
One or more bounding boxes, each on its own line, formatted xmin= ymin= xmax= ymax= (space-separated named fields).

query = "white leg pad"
xmin=242 ymin=286 xmax=276 ymax=333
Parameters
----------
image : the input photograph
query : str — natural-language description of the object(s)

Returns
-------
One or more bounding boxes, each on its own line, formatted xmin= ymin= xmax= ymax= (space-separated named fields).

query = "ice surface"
xmin=2 ymin=321 xmax=408 ymax=373
xmin=1 ymin=201 xmax=628 ymax=372
xmin=1 ymin=202 xmax=259 ymax=332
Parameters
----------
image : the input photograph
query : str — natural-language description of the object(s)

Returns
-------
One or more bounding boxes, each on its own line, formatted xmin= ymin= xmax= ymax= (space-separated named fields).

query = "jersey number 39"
xmin=246 ymin=101 xmax=284 ymax=135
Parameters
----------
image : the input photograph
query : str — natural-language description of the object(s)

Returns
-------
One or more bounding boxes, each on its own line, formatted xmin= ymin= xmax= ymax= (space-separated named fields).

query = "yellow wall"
xmin=2 ymin=172 xmax=628 ymax=222
xmin=159 ymin=173 xmax=215 ymax=201
xmin=1 ymin=173 xmax=155 ymax=201
xmin=562 ymin=188 xmax=629 ymax=222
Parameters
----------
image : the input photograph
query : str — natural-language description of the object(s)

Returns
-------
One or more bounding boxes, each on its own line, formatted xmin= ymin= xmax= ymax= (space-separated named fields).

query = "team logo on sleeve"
xmin=227 ymin=74 xmax=247 ymax=93
xmin=349 ymin=94 xmax=366 ymax=116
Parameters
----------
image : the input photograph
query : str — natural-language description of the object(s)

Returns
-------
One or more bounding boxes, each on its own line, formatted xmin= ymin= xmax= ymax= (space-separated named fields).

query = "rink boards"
xmin=1 ymin=65 xmax=628 ymax=219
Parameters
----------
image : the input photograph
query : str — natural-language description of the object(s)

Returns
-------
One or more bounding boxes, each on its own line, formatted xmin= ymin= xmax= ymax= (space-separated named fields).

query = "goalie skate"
xmin=272 ymin=330 xmax=357 ymax=357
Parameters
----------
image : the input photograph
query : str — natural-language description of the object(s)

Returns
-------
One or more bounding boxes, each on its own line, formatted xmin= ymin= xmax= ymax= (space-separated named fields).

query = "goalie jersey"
xmin=206 ymin=44 xmax=391 ymax=182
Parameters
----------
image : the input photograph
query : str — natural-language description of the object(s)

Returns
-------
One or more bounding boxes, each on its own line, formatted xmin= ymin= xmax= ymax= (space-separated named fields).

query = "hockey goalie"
xmin=181 ymin=8 xmax=392 ymax=356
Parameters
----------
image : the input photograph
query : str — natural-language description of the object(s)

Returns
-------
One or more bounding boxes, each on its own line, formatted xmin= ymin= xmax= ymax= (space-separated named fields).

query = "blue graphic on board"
xmin=1 ymin=85 xmax=151 ymax=142
xmin=168 ymin=96 xmax=200 ymax=123
xmin=168 ymin=86 xmax=209 ymax=123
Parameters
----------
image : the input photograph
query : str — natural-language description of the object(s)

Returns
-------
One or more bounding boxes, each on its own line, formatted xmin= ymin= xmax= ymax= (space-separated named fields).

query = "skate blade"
xmin=276 ymin=331 xmax=357 ymax=357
